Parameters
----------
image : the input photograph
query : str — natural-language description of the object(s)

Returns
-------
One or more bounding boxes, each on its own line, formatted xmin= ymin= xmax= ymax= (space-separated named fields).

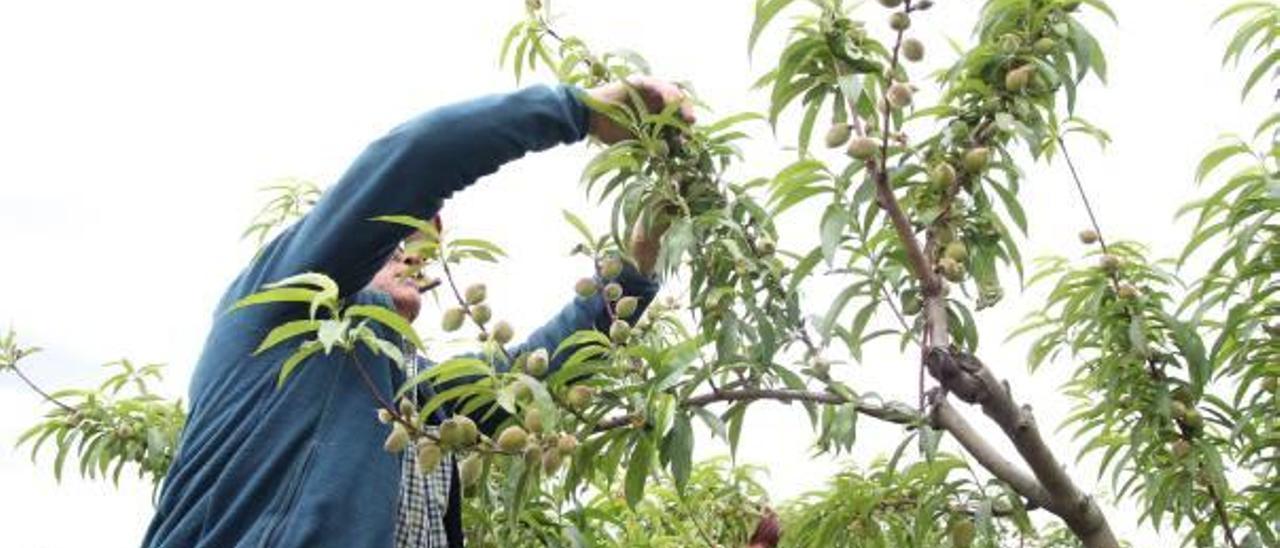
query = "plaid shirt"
xmin=395 ymin=355 xmax=454 ymax=548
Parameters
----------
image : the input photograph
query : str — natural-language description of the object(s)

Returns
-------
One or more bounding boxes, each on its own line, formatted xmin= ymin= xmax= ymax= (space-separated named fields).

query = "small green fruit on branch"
xmin=825 ymin=123 xmax=852 ymax=148
xmin=902 ymin=38 xmax=925 ymax=62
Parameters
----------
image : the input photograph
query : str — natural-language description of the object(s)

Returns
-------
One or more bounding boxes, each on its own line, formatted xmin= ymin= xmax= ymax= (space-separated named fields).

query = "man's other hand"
xmin=585 ymin=76 xmax=695 ymax=144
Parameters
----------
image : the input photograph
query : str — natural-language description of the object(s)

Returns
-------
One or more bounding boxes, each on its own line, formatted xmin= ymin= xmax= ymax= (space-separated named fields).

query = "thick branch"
xmin=925 ymin=347 xmax=1119 ymax=548
xmin=931 ymin=398 xmax=1050 ymax=510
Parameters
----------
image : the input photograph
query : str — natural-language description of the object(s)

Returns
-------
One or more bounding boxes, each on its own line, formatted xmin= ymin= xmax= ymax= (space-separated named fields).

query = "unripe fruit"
xmin=950 ymin=518 xmax=976 ymax=548
xmin=931 ymin=163 xmax=957 ymax=187
xmin=938 ymin=257 xmax=966 ymax=282
xmin=399 ymin=398 xmax=416 ymax=419
xmin=525 ymin=0 xmax=542 ymax=11
xmin=456 ymin=415 xmax=479 ymax=446
xmin=1182 ymin=409 xmax=1204 ymax=431
xmin=566 ymin=385 xmax=594 ymax=409
xmin=604 ymin=283 xmax=623 ymax=302
xmin=383 ymin=423 xmax=410 ymax=454
xmin=610 ymin=320 xmax=632 ymax=344
xmin=825 ymin=123 xmax=852 ymax=148
xmin=470 ymin=304 xmax=492 ymax=325
xmin=756 ymin=236 xmax=776 ymax=255
xmin=1170 ymin=400 xmax=1190 ymax=421
xmin=464 ymin=283 xmax=486 ymax=305
xmin=524 ymin=445 xmax=542 ymax=467
xmin=1117 ymin=284 xmax=1139 ymax=300
xmin=526 ymin=348 xmax=549 ymax=377
xmin=557 ymin=433 xmax=578 ymax=455
xmin=460 ymin=454 xmax=483 ymax=487
xmin=944 ymin=241 xmax=969 ymax=262
xmin=600 ymin=256 xmax=624 ymax=279
xmin=523 ymin=408 xmax=544 ymax=434
xmin=1034 ymin=37 xmax=1056 ymax=54
xmin=442 ymin=307 xmax=466 ymax=332
xmin=1079 ymin=229 xmax=1099 ymax=245
xmin=901 ymin=293 xmax=923 ymax=316
xmin=847 ymin=136 xmax=879 ymax=160
xmin=1171 ymin=386 xmax=1194 ymax=405
xmin=887 ymin=82 xmax=913 ymax=108
xmin=377 ymin=408 xmax=394 ymax=424
xmin=962 ymin=147 xmax=991 ymax=172
xmin=1005 ymin=65 xmax=1033 ymax=92
xmin=1099 ymin=254 xmax=1122 ymax=273
xmin=877 ymin=0 xmax=903 ymax=7
xmin=513 ymin=382 xmax=533 ymax=402
xmin=574 ymin=278 xmax=598 ymax=299
xmin=440 ymin=418 xmax=466 ymax=448
xmin=902 ymin=38 xmax=924 ymax=62
xmin=416 ymin=441 xmax=443 ymax=473
xmin=1170 ymin=439 xmax=1192 ymax=459
xmin=542 ymin=450 xmax=563 ymax=475
xmin=615 ymin=296 xmax=639 ymax=319
xmin=497 ymin=426 xmax=528 ymax=452
xmin=492 ymin=321 xmax=514 ymax=345
xmin=889 ymin=12 xmax=911 ymax=31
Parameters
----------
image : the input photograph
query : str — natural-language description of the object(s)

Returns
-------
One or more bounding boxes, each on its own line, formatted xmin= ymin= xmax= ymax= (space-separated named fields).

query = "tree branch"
xmin=594 ymin=387 xmax=920 ymax=432
xmin=930 ymin=398 xmax=1050 ymax=510
xmin=925 ymin=347 xmax=1119 ymax=548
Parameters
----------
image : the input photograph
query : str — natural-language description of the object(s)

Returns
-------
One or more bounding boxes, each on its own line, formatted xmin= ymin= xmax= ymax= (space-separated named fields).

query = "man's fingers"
xmin=630 ymin=75 xmax=695 ymax=124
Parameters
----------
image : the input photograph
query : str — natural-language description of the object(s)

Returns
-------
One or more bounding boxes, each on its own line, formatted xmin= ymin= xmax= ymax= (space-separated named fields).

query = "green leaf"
xmin=316 ymin=319 xmax=348 ymax=354
xmin=553 ymin=329 xmax=612 ymax=359
xmin=230 ymin=287 xmax=318 ymax=312
xmin=624 ymin=435 xmax=653 ymax=508
xmin=748 ymin=0 xmax=798 ymax=56
xmin=562 ymin=210 xmax=596 ymax=246
xmin=396 ymin=358 xmax=491 ymax=399
xmin=1242 ymin=49 xmax=1279 ymax=99
xmin=370 ymin=215 xmax=441 ymax=240
xmin=1195 ymin=141 xmax=1250 ymax=183
xmin=820 ymin=204 xmax=849 ymax=265
xmin=450 ymin=238 xmax=507 ymax=258
xmin=668 ymin=416 xmax=694 ymax=494
xmin=277 ymin=341 xmax=322 ymax=388
xmin=344 ymin=304 xmax=425 ymax=351
xmin=252 ymin=321 xmax=320 ymax=355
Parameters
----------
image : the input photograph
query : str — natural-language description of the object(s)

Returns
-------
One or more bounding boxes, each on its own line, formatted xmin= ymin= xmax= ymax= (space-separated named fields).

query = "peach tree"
xmin=6 ymin=0 xmax=1279 ymax=547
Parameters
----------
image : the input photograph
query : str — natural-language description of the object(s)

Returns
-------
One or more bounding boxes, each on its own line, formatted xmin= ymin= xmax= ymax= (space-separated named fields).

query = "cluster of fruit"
xmin=441 ymin=283 xmax=515 ymax=345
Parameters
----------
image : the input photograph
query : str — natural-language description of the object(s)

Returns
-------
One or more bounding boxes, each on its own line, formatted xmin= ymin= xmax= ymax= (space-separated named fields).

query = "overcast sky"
xmin=0 ymin=1 xmax=1269 ymax=546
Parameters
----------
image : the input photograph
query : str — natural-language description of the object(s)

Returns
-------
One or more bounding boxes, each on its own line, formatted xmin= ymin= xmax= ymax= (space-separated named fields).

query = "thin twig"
xmin=9 ymin=364 xmax=75 ymax=413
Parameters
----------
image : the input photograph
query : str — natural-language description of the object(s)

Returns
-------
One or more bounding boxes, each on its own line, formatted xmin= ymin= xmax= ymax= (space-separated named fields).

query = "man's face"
xmin=370 ymin=245 xmax=424 ymax=321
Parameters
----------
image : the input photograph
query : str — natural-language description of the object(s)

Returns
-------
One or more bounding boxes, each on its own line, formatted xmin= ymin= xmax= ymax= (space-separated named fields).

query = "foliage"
xmin=7 ymin=1 xmax=1280 ymax=548
xmin=463 ymin=456 xmax=768 ymax=547
xmin=241 ymin=177 xmax=320 ymax=250
xmin=4 ymin=329 xmax=183 ymax=494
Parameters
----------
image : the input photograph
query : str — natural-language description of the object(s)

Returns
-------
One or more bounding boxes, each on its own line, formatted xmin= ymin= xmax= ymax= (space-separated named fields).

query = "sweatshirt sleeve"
xmin=433 ymin=260 xmax=660 ymax=436
xmin=240 ymin=85 xmax=590 ymax=300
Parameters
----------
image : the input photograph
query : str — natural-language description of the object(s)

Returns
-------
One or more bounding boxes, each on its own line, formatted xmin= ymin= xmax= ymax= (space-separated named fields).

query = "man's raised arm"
xmin=230 ymin=85 xmax=591 ymax=305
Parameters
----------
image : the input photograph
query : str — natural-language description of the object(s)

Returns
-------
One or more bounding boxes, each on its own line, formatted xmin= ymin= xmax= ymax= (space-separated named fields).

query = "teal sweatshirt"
xmin=142 ymin=85 xmax=659 ymax=548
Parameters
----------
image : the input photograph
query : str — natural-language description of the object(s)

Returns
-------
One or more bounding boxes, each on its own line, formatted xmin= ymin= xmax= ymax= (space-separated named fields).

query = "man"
xmin=141 ymin=78 xmax=688 ymax=548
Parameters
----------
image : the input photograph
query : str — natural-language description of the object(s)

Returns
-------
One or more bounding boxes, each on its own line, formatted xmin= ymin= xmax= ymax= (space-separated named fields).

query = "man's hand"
xmin=585 ymin=75 xmax=695 ymax=144
xmin=628 ymin=214 xmax=670 ymax=277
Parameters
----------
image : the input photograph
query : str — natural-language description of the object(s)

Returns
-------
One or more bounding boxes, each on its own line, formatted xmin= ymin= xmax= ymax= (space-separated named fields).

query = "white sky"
xmin=0 ymin=1 xmax=1269 ymax=546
